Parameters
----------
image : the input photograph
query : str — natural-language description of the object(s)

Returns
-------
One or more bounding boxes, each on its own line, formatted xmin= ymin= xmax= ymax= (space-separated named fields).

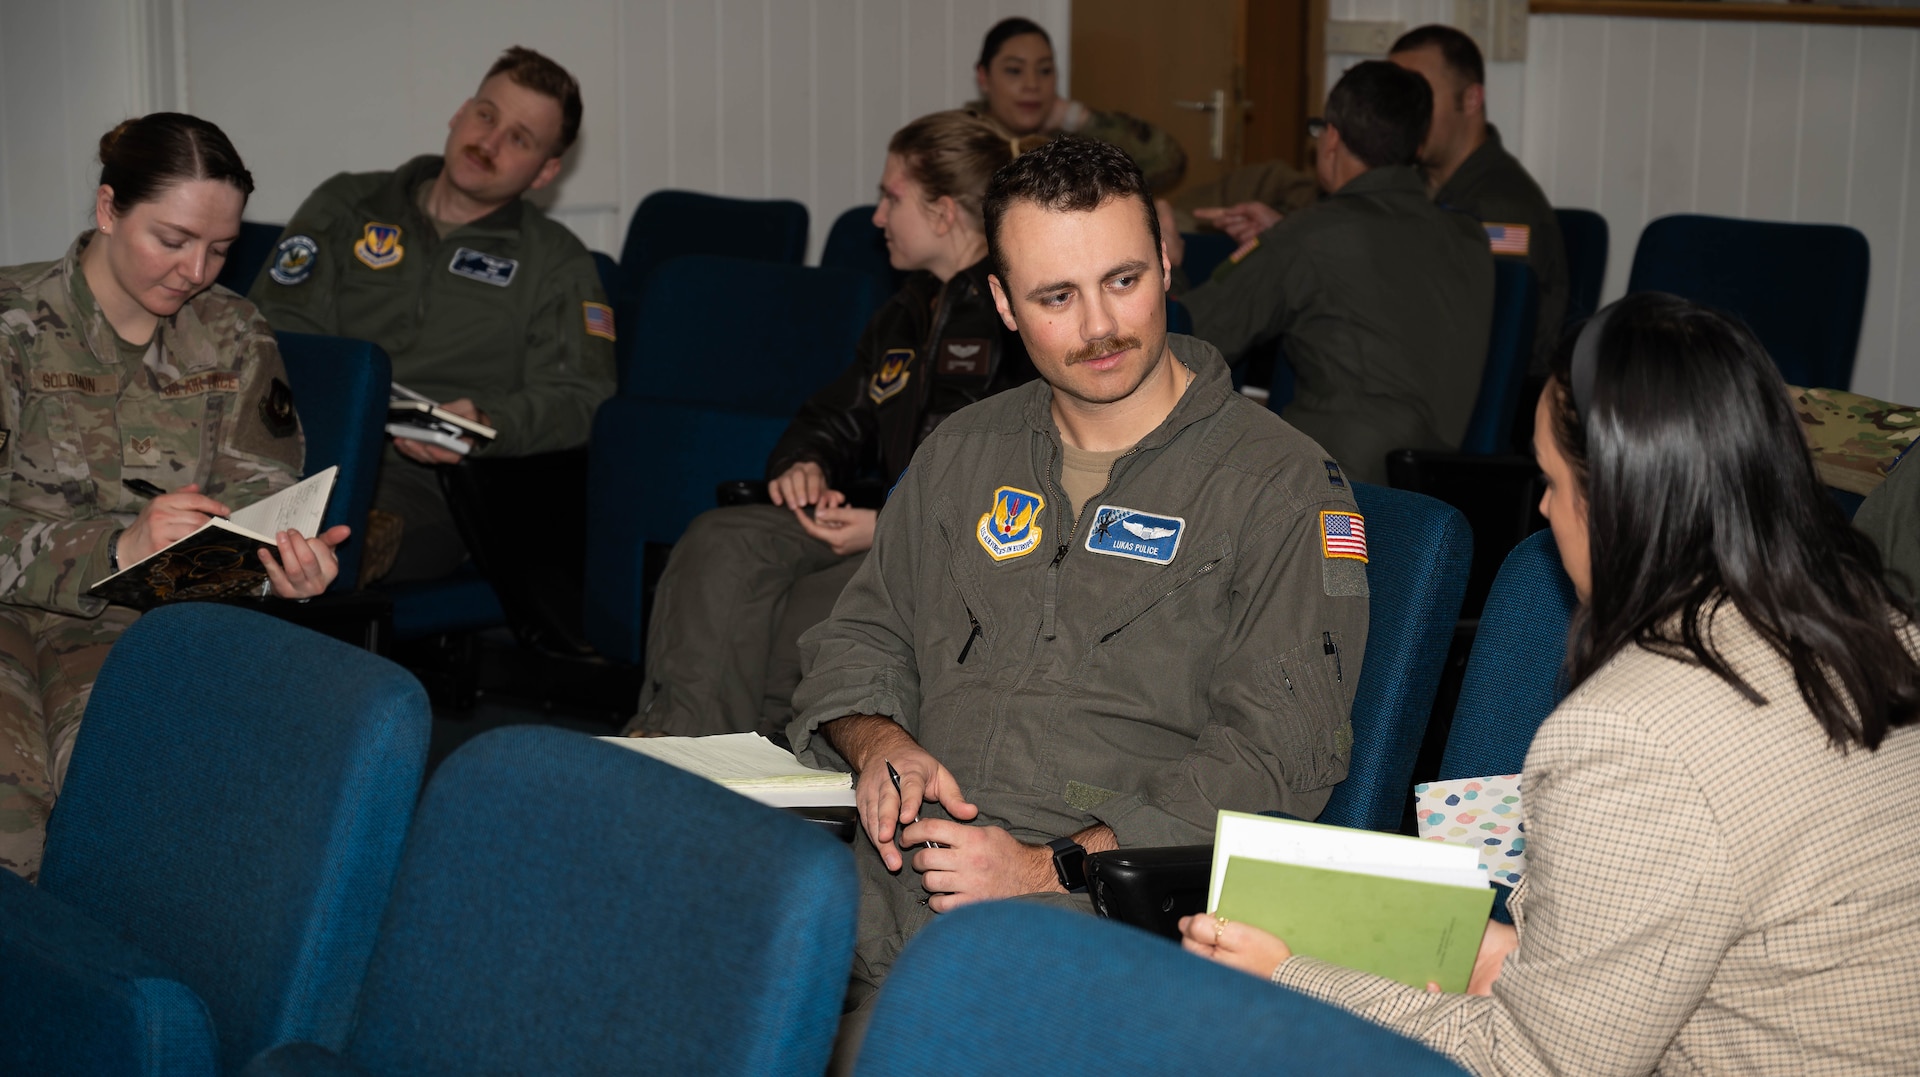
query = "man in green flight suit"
xmin=251 ymin=46 xmax=616 ymax=583
xmin=1176 ymin=61 xmax=1493 ymax=485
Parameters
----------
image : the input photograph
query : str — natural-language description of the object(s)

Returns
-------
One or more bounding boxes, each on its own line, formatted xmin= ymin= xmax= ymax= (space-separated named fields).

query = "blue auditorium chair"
xmin=1181 ymin=230 xmax=1239 ymax=284
xmin=1554 ymin=208 xmax=1608 ymax=328
xmin=216 ymin=220 xmax=287 ymax=295
xmin=244 ymin=726 xmax=856 ymax=1077
xmin=0 ymin=605 xmax=430 ymax=1075
xmin=1457 ymin=261 xmax=1539 ymax=456
xmin=1318 ymin=484 xmax=1473 ymax=831
xmin=1627 ymin=213 xmax=1869 ymax=389
xmin=274 ymin=332 xmax=390 ymax=593
xmin=1438 ymin=529 xmax=1577 ymax=782
xmin=821 ymin=204 xmax=905 ymax=297
xmin=616 ymin=189 xmax=808 ymax=309
xmin=857 ymin=903 xmax=1468 ymax=1076
xmin=585 ymin=256 xmax=880 ymax=664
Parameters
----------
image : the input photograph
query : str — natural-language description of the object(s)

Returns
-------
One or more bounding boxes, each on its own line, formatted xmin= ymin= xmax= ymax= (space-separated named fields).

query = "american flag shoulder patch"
xmin=583 ymin=301 xmax=617 ymax=341
xmin=1321 ymin=510 xmax=1368 ymax=562
xmin=1485 ymin=222 xmax=1531 ymax=256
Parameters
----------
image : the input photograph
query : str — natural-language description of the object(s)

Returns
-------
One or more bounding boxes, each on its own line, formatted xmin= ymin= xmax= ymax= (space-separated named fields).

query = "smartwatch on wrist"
xmin=1047 ymin=836 xmax=1088 ymax=893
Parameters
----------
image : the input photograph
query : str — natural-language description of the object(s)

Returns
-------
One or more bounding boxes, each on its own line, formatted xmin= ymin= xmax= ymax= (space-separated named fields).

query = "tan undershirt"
xmin=1059 ymin=442 xmax=1130 ymax=524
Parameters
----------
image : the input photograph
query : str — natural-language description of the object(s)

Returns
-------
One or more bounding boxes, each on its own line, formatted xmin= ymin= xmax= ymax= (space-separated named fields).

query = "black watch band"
xmin=1047 ymin=836 xmax=1088 ymax=894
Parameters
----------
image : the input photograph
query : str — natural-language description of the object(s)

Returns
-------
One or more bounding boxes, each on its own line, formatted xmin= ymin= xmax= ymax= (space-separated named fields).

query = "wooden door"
xmin=1069 ymin=0 xmax=1318 ymax=197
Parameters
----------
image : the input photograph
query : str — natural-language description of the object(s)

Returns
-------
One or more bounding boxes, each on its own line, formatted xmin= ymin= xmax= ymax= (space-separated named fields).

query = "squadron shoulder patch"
xmin=260 ymin=377 xmax=297 ymax=438
xmin=1085 ymin=505 xmax=1185 ymax=565
xmin=1485 ymin=222 xmax=1531 ymax=257
xmin=1321 ymin=510 xmax=1368 ymax=562
xmin=448 ymin=247 xmax=518 ymax=287
xmin=977 ymin=486 xmax=1045 ymax=561
xmin=869 ymin=348 xmax=913 ymax=404
xmin=583 ymin=301 xmax=616 ymax=341
xmin=354 ymin=222 xmax=404 ymax=270
xmin=269 ymin=234 xmax=318 ymax=286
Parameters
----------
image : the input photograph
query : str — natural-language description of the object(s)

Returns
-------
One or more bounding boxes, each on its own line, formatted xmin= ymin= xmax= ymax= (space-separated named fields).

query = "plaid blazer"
xmin=1276 ymin=604 xmax=1920 ymax=1075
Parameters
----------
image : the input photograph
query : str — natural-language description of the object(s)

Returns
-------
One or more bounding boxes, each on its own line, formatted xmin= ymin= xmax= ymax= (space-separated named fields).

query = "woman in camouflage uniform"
xmin=968 ymin=17 xmax=1188 ymax=194
xmin=0 ymin=114 xmax=348 ymax=881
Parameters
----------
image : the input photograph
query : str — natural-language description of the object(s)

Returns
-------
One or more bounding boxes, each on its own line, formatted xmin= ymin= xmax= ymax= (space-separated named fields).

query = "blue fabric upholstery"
xmin=1319 ymin=484 xmax=1473 ymax=831
xmin=247 ymin=727 xmax=858 ymax=1077
xmin=5 ymin=605 xmax=430 ymax=1074
xmin=215 ymin=220 xmax=287 ymax=296
xmin=1440 ymin=530 xmax=1578 ymax=781
xmin=858 ymin=903 xmax=1468 ymax=1076
xmin=273 ymin=332 xmax=391 ymax=592
xmin=821 ymin=204 xmax=905 ymax=297
xmin=1166 ymin=295 xmax=1194 ymax=335
xmin=590 ymin=249 xmax=623 ymax=300
xmin=617 ymin=189 xmax=808 ymax=305
xmin=1554 ymin=208 xmax=1609 ymax=328
xmin=1627 ymin=213 xmax=1869 ymax=389
xmin=1458 ymin=261 xmax=1539 ymax=455
xmin=382 ymin=567 xmax=506 ymax=641
xmin=1181 ymin=230 xmax=1239 ymax=284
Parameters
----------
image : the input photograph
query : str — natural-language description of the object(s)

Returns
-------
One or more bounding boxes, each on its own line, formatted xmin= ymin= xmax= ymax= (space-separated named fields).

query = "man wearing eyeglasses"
xmin=1172 ymin=60 xmax=1494 ymax=485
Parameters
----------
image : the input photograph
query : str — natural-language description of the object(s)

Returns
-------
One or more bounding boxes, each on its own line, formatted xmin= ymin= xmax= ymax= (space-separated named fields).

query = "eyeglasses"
xmin=1305 ymin=117 xmax=1327 ymax=139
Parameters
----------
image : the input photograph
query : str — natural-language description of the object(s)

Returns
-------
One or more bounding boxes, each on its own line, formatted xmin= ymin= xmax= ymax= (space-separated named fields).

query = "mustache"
xmin=1063 ymin=335 xmax=1142 ymax=364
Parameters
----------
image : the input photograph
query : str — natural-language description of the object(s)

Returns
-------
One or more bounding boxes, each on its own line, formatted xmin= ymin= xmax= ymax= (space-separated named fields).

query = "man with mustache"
xmin=252 ymin=47 xmax=614 ymax=585
xmin=790 ymin=137 xmax=1368 ymax=1068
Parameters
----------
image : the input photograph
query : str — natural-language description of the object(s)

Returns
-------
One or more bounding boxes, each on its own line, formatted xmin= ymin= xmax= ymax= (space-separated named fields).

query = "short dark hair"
xmin=977 ymin=17 xmax=1052 ymax=69
xmin=982 ymin=136 xmax=1162 ymax=287
xmin=1323 ymin=60 xmax=1432 ymax=170
xmin=485 ymin=45 xmax=583 ymax=155
xmin=1390 ymin=24 xmax=1486 ymax=89
xmin=97 ymin=112 xmax=253 ymax=215
xmin=1547 ymin=292 xmax=1920 ymax=750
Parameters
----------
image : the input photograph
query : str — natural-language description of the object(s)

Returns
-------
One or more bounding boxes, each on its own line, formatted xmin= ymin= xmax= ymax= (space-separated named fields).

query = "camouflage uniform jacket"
xmin=249 ymin=155 xmax=616 ymax=457
xmin=965 ymin=101 xmax=1189 ymax=193
xmin=0 ymin=232 xmax=304 ymax=618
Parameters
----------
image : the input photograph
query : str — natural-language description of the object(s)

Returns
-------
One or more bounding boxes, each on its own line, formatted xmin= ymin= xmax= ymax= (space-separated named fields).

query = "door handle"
xmin=1172 ymin=89 xmax=1235 ymax=161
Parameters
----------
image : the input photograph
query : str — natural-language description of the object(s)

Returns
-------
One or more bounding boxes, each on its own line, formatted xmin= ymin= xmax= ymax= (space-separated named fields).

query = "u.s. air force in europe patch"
xmin=977 ymin=485 xmax=1045 ymax=561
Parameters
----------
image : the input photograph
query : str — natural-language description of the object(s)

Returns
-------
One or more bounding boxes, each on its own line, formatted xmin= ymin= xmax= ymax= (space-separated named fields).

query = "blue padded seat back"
xmin=591 ymin=249 xmax=623 ymax=303
xmin=618 ymin=255 xmax=879 ymax=398
xmin=1166 ymin=295 xmax=1194 ymax=336
xmin=273 ymin=331 xmax=391 ymax=593
xmin=1440 ymin=529 xmax=1578 ymax=780
xmin=821 ymin=204 xmax=906 ymax=297
xmin=215 ymin=220 xmax=287 ymax=296
xmin=858 ymin=903 xmax=1468 ymax=1076
xmin=1319 ymin=483 xmax=1472 ymax=831
xmin=1459 ymin=261 xmax=1539 ymax=455
xmin=1554 ymin=208 xmax=1609 ymax=328
xmin=341 ymin=727 xmax=856 ymax=1076
xmin=42 ymin=604 xmax=430 ymax=1072
xmin=1180 ymin=230 xmax=1239 ymax=285
xmin=618 ymin=189 xmax=808 ymax=304
xmin=1627 ymin=213 xmax=1869 ymax=389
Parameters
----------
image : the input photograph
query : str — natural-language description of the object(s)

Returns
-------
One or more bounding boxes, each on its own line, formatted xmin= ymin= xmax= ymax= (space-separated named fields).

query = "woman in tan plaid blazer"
xmin=1182 ymin=293 xmax=1920 ymax=1075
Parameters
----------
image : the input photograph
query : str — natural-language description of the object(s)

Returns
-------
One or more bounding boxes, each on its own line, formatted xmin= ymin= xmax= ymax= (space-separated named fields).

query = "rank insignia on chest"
xmin=937 ymin=338 xmax=989 ymax=377
xmin=1321 ymin=510 xmax=1368 ymax=562
xmin=1485 ymin=222 xmax=1531 ymax=256
xmin=869 ymin=348 xmax=913 ymax=404
xmin=448 ymin=246 xmax=518 ymax=287
xmin=354 ymin=222 xmax=404 ymax=270
xmin=269 ymin=235 xmax=318 ymax=286
xmin=1085 ymin=505 xmax=1185 ymax=565
xmin=977 ymin=486 xmax=1045 ymax=561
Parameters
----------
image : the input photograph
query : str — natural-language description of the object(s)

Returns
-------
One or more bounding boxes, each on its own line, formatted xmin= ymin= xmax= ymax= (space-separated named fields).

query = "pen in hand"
xmin=122 ymin=478 xmax=229 ymax=519
xmin=885 ymin=759 xmax=945 ymax=850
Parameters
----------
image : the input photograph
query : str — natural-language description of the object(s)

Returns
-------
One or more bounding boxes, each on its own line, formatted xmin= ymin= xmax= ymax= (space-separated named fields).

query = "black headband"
xmin=1568 ymin=300 xmax=1621 ymax=421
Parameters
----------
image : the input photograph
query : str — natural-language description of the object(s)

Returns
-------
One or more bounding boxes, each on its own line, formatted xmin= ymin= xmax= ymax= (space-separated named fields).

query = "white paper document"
xmin=598 ymin=733 xmax=855 ymax=807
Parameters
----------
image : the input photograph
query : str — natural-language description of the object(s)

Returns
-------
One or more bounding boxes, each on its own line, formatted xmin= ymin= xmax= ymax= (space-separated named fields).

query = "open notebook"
xmin=598 ymin=733 xmax=855 ymax=808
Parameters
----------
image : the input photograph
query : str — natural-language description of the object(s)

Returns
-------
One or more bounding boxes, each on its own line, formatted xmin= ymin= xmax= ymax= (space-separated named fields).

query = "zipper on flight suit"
xmin=1324 ymin=631 xmax=1342 ymax=683
xmin=958 ymin=608 xmax=983 ymax=664
xmin=1097 ymin=556 xmax=1223 ymax=642
xmin=1040 ymin=543 xmax=1070 ymax=640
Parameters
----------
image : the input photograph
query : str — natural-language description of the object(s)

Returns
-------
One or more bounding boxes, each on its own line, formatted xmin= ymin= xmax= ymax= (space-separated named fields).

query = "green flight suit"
xmin=250 ymin=155 xmax=616 ymax=580
xmin=1 ymin=233 xmax=304 ymax=879
xmin=1436 ymin=126 xmax=1568 ymax=368
xmin=1181 ymin=164 xmax=1494 ymax=484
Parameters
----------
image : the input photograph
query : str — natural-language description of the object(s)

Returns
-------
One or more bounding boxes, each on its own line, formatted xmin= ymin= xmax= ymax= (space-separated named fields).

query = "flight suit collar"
xmin=382 ymin=154 xmax=527 ymax=237
xmin=1331 ymin=163 xmax=1429 ymax=201
xmin=1022 ymin=333 xmax=1234 ymax=454
xmin=1435 ymin=124 xmax=1511 ymax=207
xmin=60 ymin=231 xmax=228 ymax=382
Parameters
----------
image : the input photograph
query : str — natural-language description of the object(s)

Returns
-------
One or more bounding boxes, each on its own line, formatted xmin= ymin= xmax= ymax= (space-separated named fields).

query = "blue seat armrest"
xmin=243 ymin=1042 xmax=371 ymax=1077
xmin=0 ymin=870 xmax=219 ymax=1076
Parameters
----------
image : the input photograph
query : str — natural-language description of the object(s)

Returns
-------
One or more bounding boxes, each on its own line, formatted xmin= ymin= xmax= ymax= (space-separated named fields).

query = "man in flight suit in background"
xmin=789 ymin=137 xmax=1370 ymax=1067
xmin=1176 ymin=61 xmax=1493 ymax=485
xmin=251 ymin=46 xmax=615 ymax=584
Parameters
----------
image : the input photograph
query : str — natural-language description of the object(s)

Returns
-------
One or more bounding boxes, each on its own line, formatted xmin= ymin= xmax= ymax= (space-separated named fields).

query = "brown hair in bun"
xmin=97 ymin=112 xmax=253 ymax=216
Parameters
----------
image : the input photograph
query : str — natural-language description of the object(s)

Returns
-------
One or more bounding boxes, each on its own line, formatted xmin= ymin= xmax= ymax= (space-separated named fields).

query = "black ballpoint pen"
xmin=885 ymin=759 xmax=944 ymax=849
xmin=121 ymin=478 xmax=167 ymax=499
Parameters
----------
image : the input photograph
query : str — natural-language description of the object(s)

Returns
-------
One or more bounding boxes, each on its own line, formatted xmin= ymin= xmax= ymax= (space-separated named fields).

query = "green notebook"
xmin=1207 ymin=812 xmax=1494 ymax=993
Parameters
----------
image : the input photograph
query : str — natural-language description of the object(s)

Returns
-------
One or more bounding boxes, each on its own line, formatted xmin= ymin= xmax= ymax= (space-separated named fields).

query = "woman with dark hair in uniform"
xmin=0 ymin=114 xmax=348 ymax=880
xmin=968 ymin=16 xmax=1188 ymax=194
xmin=1180 ymin=292 xmax=1920 ymax=1073
xmin=628 ymin=110 xmax=1044 ymax=739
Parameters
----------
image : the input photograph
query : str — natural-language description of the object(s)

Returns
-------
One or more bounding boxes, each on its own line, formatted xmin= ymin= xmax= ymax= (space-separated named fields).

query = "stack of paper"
xmin=598 ymin=733 xmax=854 ymax=808
xmin=1208 ymin=811 xmax=1493 ymax=992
